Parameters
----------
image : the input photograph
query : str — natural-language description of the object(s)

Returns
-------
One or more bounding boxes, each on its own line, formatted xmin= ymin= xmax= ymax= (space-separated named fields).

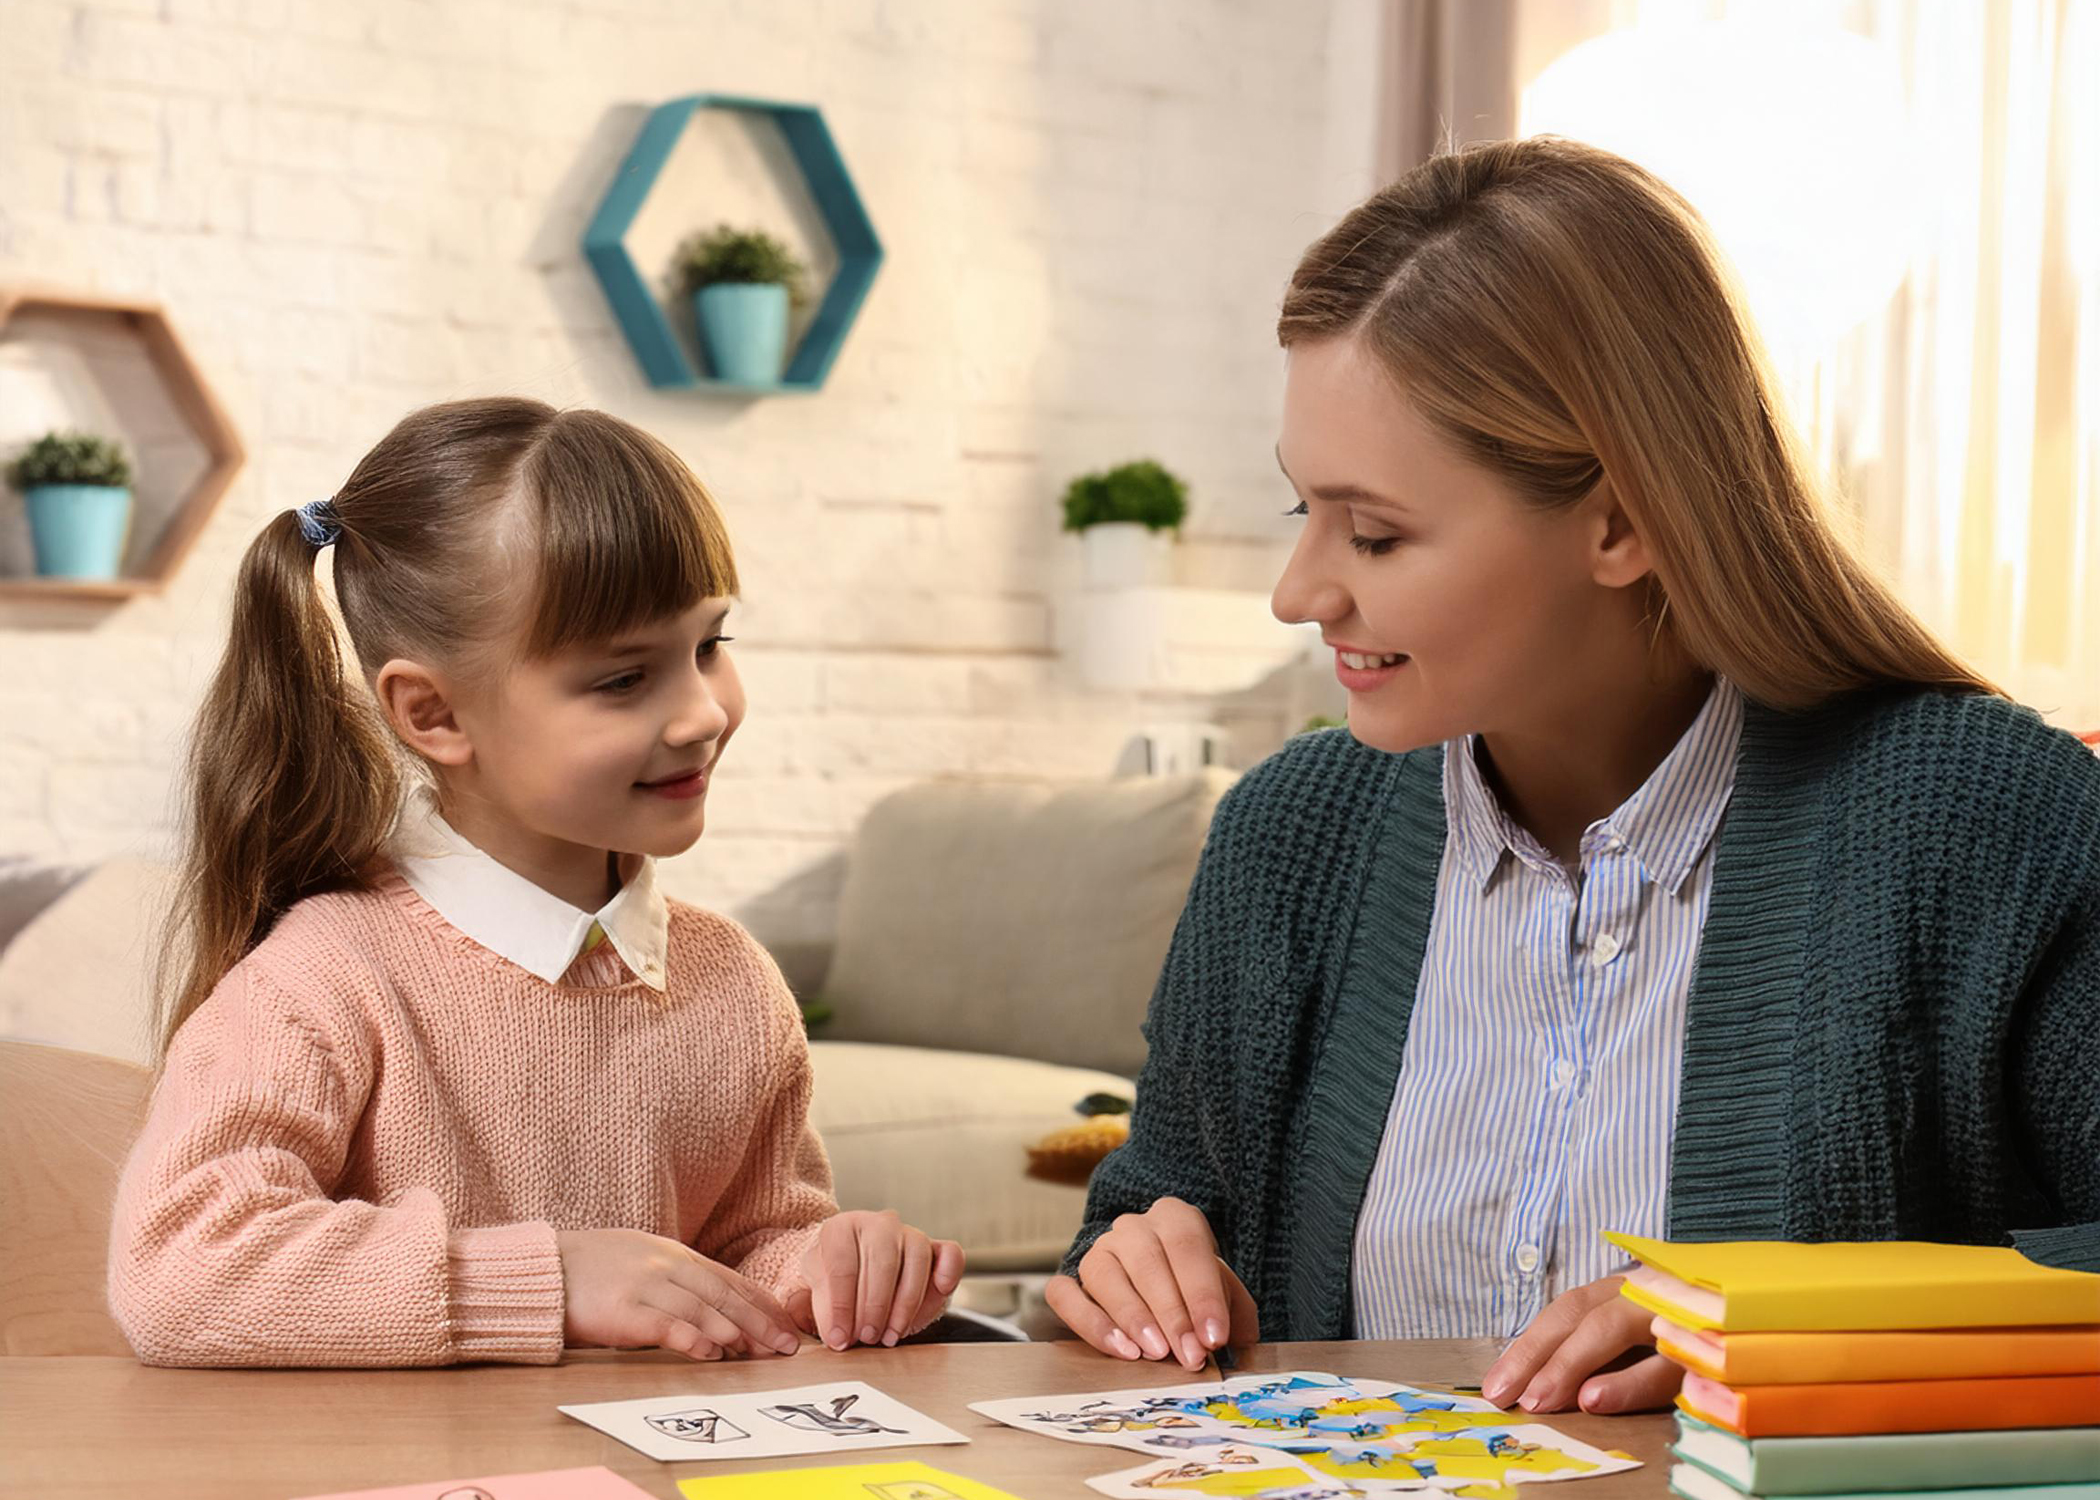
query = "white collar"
xmin=391 ymin=789 xmax=669 ymax=991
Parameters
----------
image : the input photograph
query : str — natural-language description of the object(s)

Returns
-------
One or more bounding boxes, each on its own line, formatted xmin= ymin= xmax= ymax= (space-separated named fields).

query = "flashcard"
xmin=296 ymin=1467 xmax=657 ymax=1499
xmin=1081 ymin=1423 xmax=1643 ymax=1494
xmin=677 ymin=1459 xmax=1028 ymax=1499
xmin=558 ymin=1380 xmax=968 ymax=1463
xmin=971 ymin=1371 xmax=1502 ymax=1457
xmin=972 ymin=1371 xmax=1639 ymax=1491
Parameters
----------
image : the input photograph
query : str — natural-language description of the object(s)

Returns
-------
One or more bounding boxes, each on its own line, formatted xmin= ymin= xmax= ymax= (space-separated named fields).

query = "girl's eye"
xmin=698 ymin=634 xmax=735 ymax=660
xmin=1283 ymin=500 xmax=1308 ymax=517
xmin=596 ymin=672 xmax=644 ymax=695
xmin=1349 ymin=534 xmax=1403 ymax=557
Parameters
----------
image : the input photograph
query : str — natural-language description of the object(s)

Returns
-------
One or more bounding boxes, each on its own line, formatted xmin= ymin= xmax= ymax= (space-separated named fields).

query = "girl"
xmin=1045 ymin=138 xmax=2099 ymax=1411
xmin=109 ymin=398 xmax=962 ymax=1367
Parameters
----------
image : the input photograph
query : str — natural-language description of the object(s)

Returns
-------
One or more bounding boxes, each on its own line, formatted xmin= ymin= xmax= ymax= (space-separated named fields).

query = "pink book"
xmin=296 ymin=1467 xmax=656 ymax=1500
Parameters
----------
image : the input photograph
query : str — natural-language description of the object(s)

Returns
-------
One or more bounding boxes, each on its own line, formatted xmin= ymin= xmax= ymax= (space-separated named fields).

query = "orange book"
xmin=1678 ymin=1370 xmax=2100 ymax=1438
xmin=1654 ymin=1317 xmax=2100 ymax=1385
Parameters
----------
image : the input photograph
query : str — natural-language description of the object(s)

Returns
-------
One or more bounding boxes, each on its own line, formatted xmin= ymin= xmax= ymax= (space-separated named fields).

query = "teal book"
xmin=1671 ymin=1462 xmax=2100 ymax=1500
xmin=1674 ymin=1413 xmax=2100 ymax=1496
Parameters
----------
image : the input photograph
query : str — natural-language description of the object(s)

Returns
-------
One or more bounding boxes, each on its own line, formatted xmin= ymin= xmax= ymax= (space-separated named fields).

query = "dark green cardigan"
xmin=1064 ymin=689 xmax=2100 ymax=1340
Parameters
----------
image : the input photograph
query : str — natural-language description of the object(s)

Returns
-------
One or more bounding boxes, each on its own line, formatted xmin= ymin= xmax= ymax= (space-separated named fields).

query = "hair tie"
xmin=295 ymin=496 xmax=342 ymax=549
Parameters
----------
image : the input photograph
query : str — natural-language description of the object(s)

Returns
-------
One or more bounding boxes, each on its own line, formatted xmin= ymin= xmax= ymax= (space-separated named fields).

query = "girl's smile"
xmin=638 ymin=764 xmax=711 ymax=800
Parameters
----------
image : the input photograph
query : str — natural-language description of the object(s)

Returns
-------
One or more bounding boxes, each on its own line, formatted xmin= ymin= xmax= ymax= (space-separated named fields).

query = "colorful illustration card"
xmin=972 ymin=1371 xmax=1503 ymax=1457
xmin=559 ymin=1380 xmax=967 ymax=1464
xmin=677 ymin=1460 xmax=1026 ymax=1499
xmin=1081 ymin=1424 xmax=1642 ymax=1496
xmin=296 ymin=1467 xmax=657 ymax=1499
xmin=971 ymin=1372 xmax=1639 ymax=1492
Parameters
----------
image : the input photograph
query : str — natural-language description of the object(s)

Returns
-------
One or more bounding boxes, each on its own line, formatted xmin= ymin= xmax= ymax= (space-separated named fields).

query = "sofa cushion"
xmin=0 ymin=857 xmax=170 ymax=1066
xmin=817 ymin=770 xmax=1234 ymax=1078
xmin=808 ymin=1040 xmax=1132 ymax=1273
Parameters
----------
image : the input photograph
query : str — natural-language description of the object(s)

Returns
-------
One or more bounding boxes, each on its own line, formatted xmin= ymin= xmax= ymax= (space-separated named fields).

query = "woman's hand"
xmin=556 ymin=1227 xmax=802 ymax=1361
xmin=1044 ymin=1196 xmax=1260 ymax=1370
xmin=789 ymin=1210 xmax=965 ymax=1350
xmin=1482 ymin=1275 xmax=1684 ymax=1414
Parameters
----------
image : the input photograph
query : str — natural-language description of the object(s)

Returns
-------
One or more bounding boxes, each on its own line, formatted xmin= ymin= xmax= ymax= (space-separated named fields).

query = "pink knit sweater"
xmin=107 ymin=872 xmax=836 ymax=1367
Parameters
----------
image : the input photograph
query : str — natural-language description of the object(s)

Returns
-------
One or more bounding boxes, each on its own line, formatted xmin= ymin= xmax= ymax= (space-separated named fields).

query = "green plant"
xmin=1299 ymin=714 xmax=1345 ymax=734
xmin=796 ymin=993 xmax=835 ymax=1034
xmin=1059 ymin=459 xmax=1189 ymax=534
xmin=673 ymin=224 xmax=809 ymax=304
xmin=5 ymin=430 xmax=133 ymax=492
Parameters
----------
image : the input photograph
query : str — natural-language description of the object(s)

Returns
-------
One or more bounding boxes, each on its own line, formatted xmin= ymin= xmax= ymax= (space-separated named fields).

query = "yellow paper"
xmin=677 ymin=1460 xmax=1025 ymax=1500
xmin=1605 ymin=1232 xmax=2100 ymax=1332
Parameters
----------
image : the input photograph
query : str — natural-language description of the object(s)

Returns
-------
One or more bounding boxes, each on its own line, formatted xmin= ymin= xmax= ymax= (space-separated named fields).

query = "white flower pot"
xmin=1080 ymin=522 xmax=1170 ymax=589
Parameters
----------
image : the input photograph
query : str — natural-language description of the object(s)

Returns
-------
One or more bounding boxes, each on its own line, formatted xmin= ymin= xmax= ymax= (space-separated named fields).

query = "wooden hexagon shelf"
xmin=582 ymin=94 xmax=882 ymax=395
xmin=0 ymin=287 xmax=244 ymax=601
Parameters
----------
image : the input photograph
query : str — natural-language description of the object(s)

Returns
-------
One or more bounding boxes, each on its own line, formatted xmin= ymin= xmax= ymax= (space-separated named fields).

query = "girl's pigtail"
xmin=154 ymin=508 xmax=400 ymax=1062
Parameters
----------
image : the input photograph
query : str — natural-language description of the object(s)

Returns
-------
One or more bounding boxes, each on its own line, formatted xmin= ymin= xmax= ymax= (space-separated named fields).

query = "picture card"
xmin=1081 ymin=1422 xmax=1643 ymax=1495
xmin=296 ymin=1467 xmax=656 ymax=1499
xmin=559 ymin=1380 xmax=968 ymax=1464
xmin=677 ymin=1459 xmax=1027 ymax=1499
xmin=970 ymin=1371 xmax=1505 ymax=1459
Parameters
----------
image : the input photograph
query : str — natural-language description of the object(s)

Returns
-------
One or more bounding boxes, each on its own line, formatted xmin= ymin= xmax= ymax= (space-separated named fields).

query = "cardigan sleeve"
xmin=1061 ymin=799 xmax=1241 ymax=1277
xmin=2007 ymin=878 xmax=2100 ymax=1272
xmin=106 ymin=963 xmax=565 ymax=1367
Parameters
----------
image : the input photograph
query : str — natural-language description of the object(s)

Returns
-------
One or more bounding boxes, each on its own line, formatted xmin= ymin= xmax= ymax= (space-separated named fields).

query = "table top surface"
xmin=0 ymin=1338 xmax=1674 ymax=1499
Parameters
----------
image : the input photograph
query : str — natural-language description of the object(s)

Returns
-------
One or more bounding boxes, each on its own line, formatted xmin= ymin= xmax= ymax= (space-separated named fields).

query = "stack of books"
xmin=1605 ymin=1233 xmax=2100 ymax=1500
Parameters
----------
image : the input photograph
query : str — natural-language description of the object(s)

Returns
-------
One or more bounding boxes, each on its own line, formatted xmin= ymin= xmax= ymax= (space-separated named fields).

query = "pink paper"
xmin=295 ymin=1466 xmax=656 ymax=1500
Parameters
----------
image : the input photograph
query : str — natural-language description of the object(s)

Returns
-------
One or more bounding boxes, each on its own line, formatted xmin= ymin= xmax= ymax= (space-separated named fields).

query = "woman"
xmin=1044 ymin=137 xmax=2099 ymax=1416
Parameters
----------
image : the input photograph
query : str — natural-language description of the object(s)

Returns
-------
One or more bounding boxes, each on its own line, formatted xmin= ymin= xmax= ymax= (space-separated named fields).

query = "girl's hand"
xmin=1482 ymin=1274 xmax=1684 ymax=1413
xmin=791 ymin=1210 xmax=965 ymax=1350
xmin=1044 ymin=1196 xmax=1260 ymax=1370
xmin=556 ymin=1228 xmax=802 ymax=1361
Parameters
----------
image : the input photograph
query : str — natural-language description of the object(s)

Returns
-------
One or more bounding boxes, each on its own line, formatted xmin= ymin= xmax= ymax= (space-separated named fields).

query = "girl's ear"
xmin=374 ymin=658 xmax=473 ymax=768
xmin=1587 ymin=480 xmax=1657 ymax=591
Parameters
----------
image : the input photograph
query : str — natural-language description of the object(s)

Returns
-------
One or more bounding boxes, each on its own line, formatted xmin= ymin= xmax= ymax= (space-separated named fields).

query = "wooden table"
xmin=0 ymin=1339 xmax=1674 ymax=1498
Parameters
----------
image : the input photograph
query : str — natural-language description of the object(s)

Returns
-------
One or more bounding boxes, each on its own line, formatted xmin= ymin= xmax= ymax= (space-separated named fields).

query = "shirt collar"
xmin=391 ymin=788 xmax=669 ymax=991
xmin=1443 ymin=677 xmax=1745 ymax=897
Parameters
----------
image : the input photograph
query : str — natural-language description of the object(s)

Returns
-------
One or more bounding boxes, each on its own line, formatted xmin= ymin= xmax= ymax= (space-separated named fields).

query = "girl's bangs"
xmin=516 ymin=413 xmax=739 ymax=657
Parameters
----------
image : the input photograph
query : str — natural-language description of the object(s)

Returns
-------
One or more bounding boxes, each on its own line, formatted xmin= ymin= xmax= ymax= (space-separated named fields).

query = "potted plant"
xmin=672 ymin=224 xmax=809 ymax=385
xmin=5 ymin=430 xmax=135 ymax=581
xmin=1059 ymin=458 xmax=1190 ymax=589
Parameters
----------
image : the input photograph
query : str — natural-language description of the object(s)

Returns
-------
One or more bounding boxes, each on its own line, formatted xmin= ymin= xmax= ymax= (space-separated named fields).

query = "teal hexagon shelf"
xmin=582 ymin=94 xmax=881 ymax=395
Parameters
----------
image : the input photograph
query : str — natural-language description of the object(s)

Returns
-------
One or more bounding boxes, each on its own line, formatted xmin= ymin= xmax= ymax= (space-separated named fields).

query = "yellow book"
xmin=1604 ymin=1233 xmax=2100 ymax=1332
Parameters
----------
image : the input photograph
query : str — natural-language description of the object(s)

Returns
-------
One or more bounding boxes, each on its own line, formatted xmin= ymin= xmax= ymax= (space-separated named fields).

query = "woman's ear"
xmin=1587 ymin=481 xmax=1657 ymax=591
xmin=374 ymin=658 xmax=473 ymax=768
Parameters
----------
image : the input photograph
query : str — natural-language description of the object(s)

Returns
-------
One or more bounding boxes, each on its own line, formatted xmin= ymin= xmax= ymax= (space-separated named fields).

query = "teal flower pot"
xmin=24 ymin=484 xmax=133 ymax=580
xmin=695 ymin=282 xmax=790 ymax=384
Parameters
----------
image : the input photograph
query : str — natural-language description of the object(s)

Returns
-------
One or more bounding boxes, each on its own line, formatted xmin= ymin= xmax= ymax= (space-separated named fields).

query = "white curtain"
xmin=1506 ymin=0 xmax=2100 ymax=728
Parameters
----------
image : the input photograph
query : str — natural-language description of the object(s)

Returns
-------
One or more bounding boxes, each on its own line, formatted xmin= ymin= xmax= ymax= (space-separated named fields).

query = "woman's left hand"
xmin=789 ymin=1210 xmax=965 ymax=1351
xmin=1480 ymin=1275 xmax=1684 ymax=1414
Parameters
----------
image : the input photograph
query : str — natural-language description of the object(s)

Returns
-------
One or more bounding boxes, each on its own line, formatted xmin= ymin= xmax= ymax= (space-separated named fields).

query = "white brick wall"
xmin=0 ymin=0 xmax=1374 ymax=963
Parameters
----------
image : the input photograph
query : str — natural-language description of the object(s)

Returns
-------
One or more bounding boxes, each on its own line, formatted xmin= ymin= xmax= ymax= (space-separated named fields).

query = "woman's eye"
xmin=1349 ymin=534 xmax=1403 ymax=557
xmin=1283 ymin=500 xmax=1309 ymax=517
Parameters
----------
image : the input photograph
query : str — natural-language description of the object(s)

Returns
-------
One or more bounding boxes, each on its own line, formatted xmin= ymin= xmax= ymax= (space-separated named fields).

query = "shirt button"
xmin=1551 ymin=1060 xmax=1577 ymax=1088
xmin=1591 ymin=932 xmax=1623 ymax=966
xmin=1515 ymin=1243 xmax=1541 ymax=1274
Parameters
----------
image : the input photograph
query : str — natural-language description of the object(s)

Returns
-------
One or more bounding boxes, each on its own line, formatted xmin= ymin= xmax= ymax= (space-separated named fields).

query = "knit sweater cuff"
xmin=446 ymin=1221 xmax=566 ymax=1364
xmin=2011 ymin=1220 xmax=2100 ymax=1274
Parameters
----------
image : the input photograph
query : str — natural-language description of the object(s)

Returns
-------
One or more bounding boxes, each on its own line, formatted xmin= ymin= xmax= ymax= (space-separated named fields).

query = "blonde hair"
xmin=1278 ymin=136 xmax=1993 ymax=708
xmin=156 ymin=397 xmax=738 ymax=1061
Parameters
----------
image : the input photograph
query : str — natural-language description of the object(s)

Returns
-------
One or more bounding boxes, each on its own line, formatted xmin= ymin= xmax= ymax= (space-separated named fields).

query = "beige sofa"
xmin=0 ymin=770 xmax=1232 ymax=1276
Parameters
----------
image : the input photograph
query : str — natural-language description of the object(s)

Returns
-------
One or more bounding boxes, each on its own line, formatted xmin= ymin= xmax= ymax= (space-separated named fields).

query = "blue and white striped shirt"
xmin=1349 ymin=678 xmax=1745 ymax=1339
